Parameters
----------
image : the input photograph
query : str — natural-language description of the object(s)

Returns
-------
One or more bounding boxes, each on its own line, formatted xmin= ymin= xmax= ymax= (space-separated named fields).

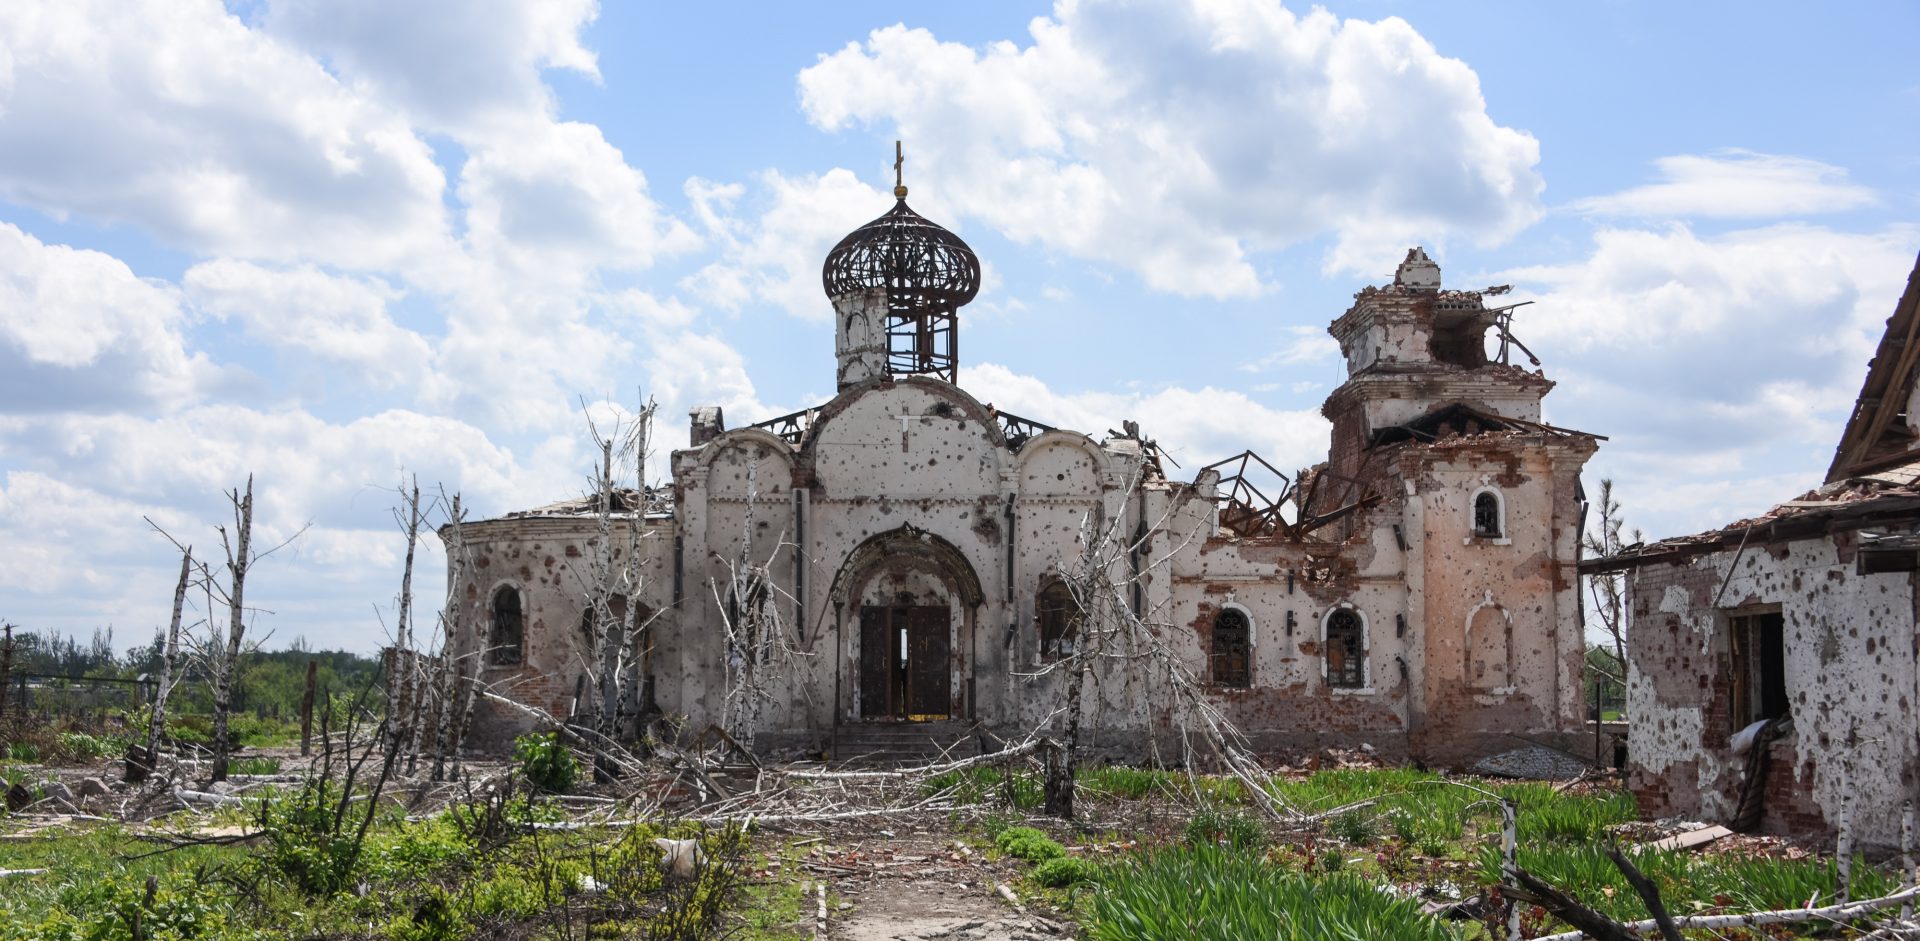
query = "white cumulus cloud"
xmin=184 ymin=260 xmax=433 ymax=389
xmin=683 ymin=169 xmax=890 ymax=321
xmin=1501 ymin=223 xmax=1919 ymax=536
xmin=965 ymin=362 xmax=1330 ymax=478
xmin=0 ymin=223 xmax=214 ymax=412
xmin=0 ymin=0 xmax=452 ymax=270
xmin=260 ymin=0 xmax=601 ymax=135
xmin=1572 ymin=151 xmax=1878 ymax=220
xmin=798 ymin=0 xmax=1543 ymax=295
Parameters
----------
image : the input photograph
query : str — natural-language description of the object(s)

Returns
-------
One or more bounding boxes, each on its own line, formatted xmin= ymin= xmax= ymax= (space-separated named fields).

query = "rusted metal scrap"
xmin=1200 ymin=450 xmax=1379 ymax=540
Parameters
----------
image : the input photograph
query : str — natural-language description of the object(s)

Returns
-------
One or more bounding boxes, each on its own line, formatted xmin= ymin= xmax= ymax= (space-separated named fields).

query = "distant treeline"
xmin=3 ymin=626 xmax=383 ymax=717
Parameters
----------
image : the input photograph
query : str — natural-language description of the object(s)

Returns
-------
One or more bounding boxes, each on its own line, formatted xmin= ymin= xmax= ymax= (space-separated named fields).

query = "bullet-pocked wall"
xmin=1624 ymin=532 xmax=1920 ymax=846
xmin=441 ymin=246 xmax=1599 ymax=767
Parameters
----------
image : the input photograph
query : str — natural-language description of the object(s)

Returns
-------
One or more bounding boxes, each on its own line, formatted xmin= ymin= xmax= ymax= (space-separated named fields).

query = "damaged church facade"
xmin=442 ymin=178 xmax=1601 ymax=767
xmin=1589 ymin=254 xmax=1920 ymax=845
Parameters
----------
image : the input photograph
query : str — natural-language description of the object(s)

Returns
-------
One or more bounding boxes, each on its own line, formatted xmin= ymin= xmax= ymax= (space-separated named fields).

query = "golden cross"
xmin=894 ymin=140 xmax=904 ymax=188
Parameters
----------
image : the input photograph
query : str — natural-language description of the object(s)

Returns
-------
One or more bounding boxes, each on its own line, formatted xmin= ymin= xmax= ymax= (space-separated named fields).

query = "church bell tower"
xmin=822 ymin=143 xmax=980 ymax=389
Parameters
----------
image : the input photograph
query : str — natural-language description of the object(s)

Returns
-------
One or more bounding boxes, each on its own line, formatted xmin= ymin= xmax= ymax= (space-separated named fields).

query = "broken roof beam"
xmin=1199 ymin=450 xmax=1297 ymax=538
xmin=747 ymin=404 xmax=826 ymax=446
xmin=1827 ymin=251 xmax=1920 ymax=483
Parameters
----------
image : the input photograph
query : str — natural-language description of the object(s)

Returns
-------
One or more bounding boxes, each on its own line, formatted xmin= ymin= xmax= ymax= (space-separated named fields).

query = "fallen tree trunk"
xmin=779 ymin=738 xmax=1044 ymax=781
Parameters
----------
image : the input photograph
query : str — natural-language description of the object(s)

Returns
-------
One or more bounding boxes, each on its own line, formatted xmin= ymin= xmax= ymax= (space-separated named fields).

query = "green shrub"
xmin=513 ymin=732 xmax=577 ymax=794
xmin=6 ymin=871 xmax=238 ymax=941
xmin=257 ymin=780 xmax=362 ymax=895
xmin=387 ymin=887 xmax=463 ymax=941
xmin=995 ymin=826 xmax=1066 ymax=862
xmin=1185 ymin=808 xmax=1266 ymax=850
xmin=1033 ymin=856 xmax=1097 ymax=887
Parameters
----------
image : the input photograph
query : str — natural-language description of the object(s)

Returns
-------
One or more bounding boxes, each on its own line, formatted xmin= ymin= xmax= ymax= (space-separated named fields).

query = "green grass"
xmin=1088 ymin=844 xmax=1462 ymax=941
xmin=732 ymin=840 xmax=820 ymax=940
xmin=1479 ymin=841 xmax=1901 ymax=925
xmin=229 ymin=756 xmax=283 ymax=776
xmin=924 ymin=765 xmax=1044 ymax=810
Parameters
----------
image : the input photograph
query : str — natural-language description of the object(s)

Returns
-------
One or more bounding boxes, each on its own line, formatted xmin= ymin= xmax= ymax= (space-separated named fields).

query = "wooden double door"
xmin=859 ymin=604 xmax=951 ymax=720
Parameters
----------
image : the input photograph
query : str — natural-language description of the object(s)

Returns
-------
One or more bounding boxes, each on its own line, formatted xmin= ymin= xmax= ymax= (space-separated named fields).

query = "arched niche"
xmin=1014 ymin=431 xmax=1109 ymax=496
xmin=1466 ymin=593 xmax=1514 ymax=691
xmin=699 ymin=429 xmax=796 ymax=500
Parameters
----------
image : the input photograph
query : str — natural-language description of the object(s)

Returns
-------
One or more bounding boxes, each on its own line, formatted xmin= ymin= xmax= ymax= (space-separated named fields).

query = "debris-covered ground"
xmin=4 ymin=727 xmax=1915 ymax=941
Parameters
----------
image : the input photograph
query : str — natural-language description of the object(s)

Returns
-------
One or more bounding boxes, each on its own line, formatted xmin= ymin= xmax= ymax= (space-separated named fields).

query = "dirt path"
xmin=796 ymin=830 xmax=1072 ymax=941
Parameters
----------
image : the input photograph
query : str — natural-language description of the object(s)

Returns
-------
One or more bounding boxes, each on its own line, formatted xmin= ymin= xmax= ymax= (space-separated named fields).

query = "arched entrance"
xmin=828 ymin=525 xmax=984 ymax=722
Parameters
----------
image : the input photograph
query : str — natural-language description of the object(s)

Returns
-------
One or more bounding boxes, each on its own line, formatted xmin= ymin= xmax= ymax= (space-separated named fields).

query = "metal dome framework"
xmin=822 ymin=197 xmax=980 ymax=384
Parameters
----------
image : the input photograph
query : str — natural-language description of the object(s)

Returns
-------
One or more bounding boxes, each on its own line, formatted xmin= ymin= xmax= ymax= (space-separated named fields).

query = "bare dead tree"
xmin=1582 ymin=479 xmax=1640 ymax=689
xmin=710 ymin=458 xmax=804 ymax=755
xmin=571 ymin=396 xmax=662 ymax=779
xmin=1030 ymin=437 xmax=1300 ymax=821
xmin=386 ymin=477 xmax=425 ymax=760
xmin=146 ymin=545 xmax=193 ymax=775
xmin=430 ymin=490 xmax=472 ymax=782
xmin=203 ymin=478 xmax=253 ymax=783
xmin=154 ymin=477 xmax=307 ymax=783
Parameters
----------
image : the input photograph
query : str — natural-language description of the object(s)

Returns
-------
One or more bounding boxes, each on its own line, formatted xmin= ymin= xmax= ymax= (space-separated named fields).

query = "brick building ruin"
xmin=440 ymin=177 xmax=1602 ymax=767
xmin=1588 ymin=252 xmax=1920 ymax=845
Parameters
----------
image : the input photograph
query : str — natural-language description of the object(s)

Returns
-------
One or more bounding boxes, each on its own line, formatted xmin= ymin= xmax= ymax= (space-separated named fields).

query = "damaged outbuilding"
xmin=1588 ymin=252 xmax=1920 ymax=846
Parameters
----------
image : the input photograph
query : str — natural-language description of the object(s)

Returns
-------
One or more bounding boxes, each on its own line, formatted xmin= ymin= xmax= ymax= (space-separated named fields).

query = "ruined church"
xmin=442 ymin=171 xmax=1601 ymax=766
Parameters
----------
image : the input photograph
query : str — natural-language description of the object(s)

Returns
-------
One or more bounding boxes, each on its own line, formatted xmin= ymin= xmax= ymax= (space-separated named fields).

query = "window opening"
xmin=1728 ymin=610 xmax=1788 ymax=726
xmin=1036 ymin=579 xmax=1080 ymax=660
xmin=1326 ymin=609 xmax=1365 ymax=688
xmin=1212 ymin=608 xmax=1251 ymax=688
xmin=1473 ymin=491 xmax=1503 ymax=539
xmin=489 ymin=586 xmax=523 ymax=665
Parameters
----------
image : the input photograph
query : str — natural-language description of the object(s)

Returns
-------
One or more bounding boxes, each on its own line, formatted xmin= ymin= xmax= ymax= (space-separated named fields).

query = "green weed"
xmin=994 ymin=826 xmax=1066 ymax=862
xmin=512 ymin=732 xmax=578 ymax=795
xmin=1088 ymin=845 xmax=1461 ymax=941
xmin=1185 ymin=808 xmax=1266 ymax=850
xmin=1032 ymin=855 xmax=1097 ymax=887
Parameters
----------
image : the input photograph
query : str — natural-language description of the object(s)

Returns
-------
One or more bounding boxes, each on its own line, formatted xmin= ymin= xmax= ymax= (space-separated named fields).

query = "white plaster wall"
xmin=1627 ymin=534 xmax=1920 ymax=844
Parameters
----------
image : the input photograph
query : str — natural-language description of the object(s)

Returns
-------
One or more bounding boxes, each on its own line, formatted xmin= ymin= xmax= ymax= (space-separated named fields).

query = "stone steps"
xmin=831 ymin=721 xmax=983 ymax=764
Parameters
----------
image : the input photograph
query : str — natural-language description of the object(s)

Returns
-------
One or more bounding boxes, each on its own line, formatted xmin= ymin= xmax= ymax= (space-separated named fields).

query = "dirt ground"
xmin=782 ymin=827 xmax=1071 ymax=941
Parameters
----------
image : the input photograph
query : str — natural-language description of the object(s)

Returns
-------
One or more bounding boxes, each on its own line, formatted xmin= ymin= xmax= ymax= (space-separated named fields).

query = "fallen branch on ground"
xmin=1529 ymin=884 xmax=1920 ymax=941
xmin=780 ymin=738 xmax=1043 ymax=781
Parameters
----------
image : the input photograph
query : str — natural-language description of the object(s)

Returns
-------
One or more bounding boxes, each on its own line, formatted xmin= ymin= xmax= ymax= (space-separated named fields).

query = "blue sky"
xmin=1 ymin=0 xmax=1916 ymax=653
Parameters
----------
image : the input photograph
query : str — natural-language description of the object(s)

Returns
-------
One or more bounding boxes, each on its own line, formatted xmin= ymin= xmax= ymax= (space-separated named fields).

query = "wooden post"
xmin=1593 ymin=666 xmax=1603 ymax=767
xmin=1838 ymin=793 xmax=1854 ymax=906
xmin=1901 ymin=799 xmax=1914 ymax=922
xmin=0 ymin=623 xmax=13 ymax=718
xmin=300 ymin=659 xmax=317 ymax=757
xmin=1503 ymin=799 xmax=1521 ymax=941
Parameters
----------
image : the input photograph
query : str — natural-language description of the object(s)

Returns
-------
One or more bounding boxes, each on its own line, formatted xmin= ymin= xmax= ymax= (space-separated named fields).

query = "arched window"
xmin=1211 ymin=608 xmax=1251 ymax=688
xmin=1325 ymin=608 xmax=1365 ymax=688
xmin=489 ymin=586 xmax=523 ymax=665
xmin=1035 ymin=578 xmax=1080 ymax=661
xmin=581 ymin=594 xmax=632 ymax=645
xmin=1472 ymin=490 xmax=1504 ymax=539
